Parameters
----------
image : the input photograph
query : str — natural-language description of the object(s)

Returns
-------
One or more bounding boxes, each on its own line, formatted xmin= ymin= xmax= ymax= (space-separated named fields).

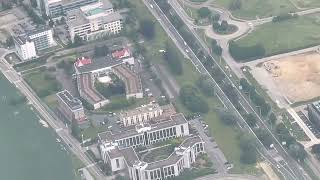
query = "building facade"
xmin=13 ymin=37 xmax=37 ymax=60
xmin=119 ymin=103 xmax=164 ymax=127
xmin=28 ymin=28 xmax=55 ymax=51
xmin=13 ymin=27 xmax=55 ymax=60
xmin=56 ymin=90 xmax=88 ymax=127
xmin=99 ymin=114 xmax=190 ymax=150
xmin=99 ymin=118 xmax=205 ymax=180
xmin=66 ymin=0 xmax=122 ymax=42
xmin=38 ymin=0 xmax=100 ymax=17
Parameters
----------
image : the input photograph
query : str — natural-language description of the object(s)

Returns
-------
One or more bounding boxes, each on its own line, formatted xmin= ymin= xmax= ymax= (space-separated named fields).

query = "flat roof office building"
xmin=66 ymin=0 xmax=122 ymax=41
xmin=98 ymin=113 xmax=205 ymax=180
xmin=13 ymin=27 xmax=55 ymax=60
xmin=56 ymin=90 xmax=88 ymax=127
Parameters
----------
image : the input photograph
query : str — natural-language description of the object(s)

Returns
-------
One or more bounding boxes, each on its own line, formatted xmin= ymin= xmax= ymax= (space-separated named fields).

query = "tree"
xmin=229 ymin=0 xmax=242 ymax=10
xmin=255 ymin=129 xmax=273 ymax=147
xmin=49 ymin=19 xmax=54 ymax=27
xmin=269 ymin=112 xmax=277 ymax=125
xmin=239 ymin=133 xmax=257 ymax=164
xmin=212 ymin=45 xmax=222 ymax=56
xmin=71 ymin=119 xmax=81 ymax=141
xmin=219 ymin=110 xmax=237 ymax=126
xmin=164 ymin=42 xmax=183 ymax=75
xmin=60 ymin=17 xmax=66 ymax=24
xmin=197 ymin=7 xmax=211 ymax=18
xmin=311 ymin=144 xmax=320 ymax=159
xmin=5 ymin=36 xmax=14 ymax=47
xmin=211 ymin=13 xmax=220 ymax=22
xmin=244 ymin=113 xmax=257 ymax=127
xmin=139 ymin=20 xmax=155 ymax=40
xmin=73 ymin=35 xmax=84 ymax=47
xmin=179 ymin=85 xmax=209 ymax=113
xmin=196 ymin=76 xmax=214 ymax=96
xmin=276 ymin=123 xmax=296 ymax=147
xmin=30 ymin=0 xmax=37 ymax=8
xmin=94 ymin=45 xmax=110 ymax=57
xmin=289 ymin=143 xmax=307 ymax=162
xmin=220 ymin=20 xmax=228 ymax=31
xmin=211 ymin=39 xmax=217 ymax=47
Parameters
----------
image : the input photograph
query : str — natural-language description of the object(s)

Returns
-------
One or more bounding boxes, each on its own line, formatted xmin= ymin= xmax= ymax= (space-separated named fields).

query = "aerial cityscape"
xmin=1 ymin=0 xmax=320 ymax=179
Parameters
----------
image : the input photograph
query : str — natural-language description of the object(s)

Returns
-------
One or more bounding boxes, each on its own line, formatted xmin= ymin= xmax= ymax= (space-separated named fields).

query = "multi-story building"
xmin=99 ymin=113 xmax=190 ymax=149
xmin=66 ymin=0 xmax=122 ymax=42
xmin=13 ymin=36 xmax=37 ymax=60
xmin=56 ymin=90 xmax=88 ymax=128
xmin=13 ymin=27 xmax=55 ymax=60
xmin=77 ymin=73 xmax=110 ymax=110
xmin=112 ymin=64 xmax=143 ymax=99
xmin=98 ymin=113 xmax=205 ymax=180
xmin=27 ymin=27 xmax=55 ymax=51
xmin=74 ymin=50 xmax=142 ymax=107
xmin=38 ymin=0 xmax=100 ymax=17
xmin=119 ymin=103 xmax=176 ymax=127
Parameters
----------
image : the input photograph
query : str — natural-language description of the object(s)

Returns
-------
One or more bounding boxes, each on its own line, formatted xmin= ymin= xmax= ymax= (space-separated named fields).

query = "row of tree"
xmin=272 ymin=13 xmax=298 ymax=23
xmin=240 ymin=78 xmax=271 ymax=116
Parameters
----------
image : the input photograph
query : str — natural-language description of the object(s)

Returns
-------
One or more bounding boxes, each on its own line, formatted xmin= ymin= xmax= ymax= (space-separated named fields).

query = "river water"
xmin=0 ymin=73 xmax=75 ymax=180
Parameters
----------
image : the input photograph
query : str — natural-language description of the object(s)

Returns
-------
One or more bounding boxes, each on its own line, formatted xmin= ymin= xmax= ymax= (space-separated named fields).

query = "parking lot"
xmin=297 ymin=111 xmax=320 ymax=138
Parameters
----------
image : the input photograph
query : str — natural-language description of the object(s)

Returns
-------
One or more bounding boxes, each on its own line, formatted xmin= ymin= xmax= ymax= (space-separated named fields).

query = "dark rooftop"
xmin=56 ymin=90 xmax=83 ymax=111
xmin=75 ymin=55 xmax=123 ymax=74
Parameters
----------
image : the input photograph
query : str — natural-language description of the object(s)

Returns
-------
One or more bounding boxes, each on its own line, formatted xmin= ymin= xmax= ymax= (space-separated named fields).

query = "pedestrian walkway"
xmin=287 ymin=108 xmax=318 ymax=143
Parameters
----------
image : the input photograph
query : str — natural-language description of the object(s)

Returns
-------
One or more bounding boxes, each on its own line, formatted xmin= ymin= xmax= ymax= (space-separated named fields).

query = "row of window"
xmin=123 ymin=111 xmax=162 ymax=126
xmin=148 ymin=127 xmax=177 ymax=143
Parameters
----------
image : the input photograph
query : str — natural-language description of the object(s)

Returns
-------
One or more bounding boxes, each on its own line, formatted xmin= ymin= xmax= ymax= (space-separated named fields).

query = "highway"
xmin=143 ymin=0 xmax=311 ymax=180
xmin=0 ymin=52 xmax=107 ymax=180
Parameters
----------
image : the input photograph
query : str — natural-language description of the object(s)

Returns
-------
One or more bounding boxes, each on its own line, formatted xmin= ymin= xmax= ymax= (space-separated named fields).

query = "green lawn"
xmin=24 ymin=68 xmax=61 ymax=97
xmin=291 ymin=0 xmax=320 ymax=8
xmin=143 ymin=145 xmax=175 ymax=162
xmin=235 ymin=14 xmax=320 ymax=56
xmin=213 ymin=0 xmax=296 ymax=19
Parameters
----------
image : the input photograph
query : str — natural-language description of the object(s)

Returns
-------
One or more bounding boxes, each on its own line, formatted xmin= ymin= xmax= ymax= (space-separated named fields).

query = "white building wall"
xmin=15 ymin=41 xmax=37 ymax=60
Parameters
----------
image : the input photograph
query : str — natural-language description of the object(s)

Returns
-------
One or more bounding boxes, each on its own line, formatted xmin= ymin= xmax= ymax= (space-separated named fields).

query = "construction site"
xmin=248 ymin=51 xmax=320 ymax=104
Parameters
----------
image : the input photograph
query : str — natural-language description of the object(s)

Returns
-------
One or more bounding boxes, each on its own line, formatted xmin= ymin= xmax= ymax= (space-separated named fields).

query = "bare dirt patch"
xmin=251 ymin=52 xmax=320 ymax=104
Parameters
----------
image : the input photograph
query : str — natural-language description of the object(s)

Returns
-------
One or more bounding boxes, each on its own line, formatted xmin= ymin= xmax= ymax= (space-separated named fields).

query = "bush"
xmin=229 ymin=41 xmax=266 ymax=61
xmin=196 ymin=76 xmax=214 ymax=96
xmin=164 ymin=42 xmax=183 ymax=75
xmin=239 ymin=133 xmax=257 ymax=164
xmin=139 ymin=20 xmax=155 ymax=40
xmin=179 ymin=85 xmax=209 ymax=113
xmin=272 ymin=13 xmax=298 ymax=22
xmin=218 ymin=110 xmax=237 ymax=126
xmin=197 ymin=7 xmax=211 ymax=18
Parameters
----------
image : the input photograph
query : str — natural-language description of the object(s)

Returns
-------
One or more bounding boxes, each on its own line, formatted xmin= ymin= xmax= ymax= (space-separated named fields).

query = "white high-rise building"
xmin=13 ymin=37 xmax=37 ymax=60
xmin=13 ymin=27 xmax=56 ymax=60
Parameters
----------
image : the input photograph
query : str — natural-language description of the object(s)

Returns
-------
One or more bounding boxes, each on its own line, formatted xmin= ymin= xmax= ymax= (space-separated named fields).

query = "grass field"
xmin=214 ymin=0 xmax=296 ymax=19
xmin=234 ymin=14 xmax=320 ymax=56
xmin=24 ymin=68 xmax=61 ymax=98
xmin=291 ymin=0 xmax=320 ymax=8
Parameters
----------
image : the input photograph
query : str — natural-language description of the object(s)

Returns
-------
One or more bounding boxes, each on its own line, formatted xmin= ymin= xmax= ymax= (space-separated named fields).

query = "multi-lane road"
xmin=143 ymin=0 xmax=311 ymax=180
xmin=0 ymin=50 xmax=107 ymax=180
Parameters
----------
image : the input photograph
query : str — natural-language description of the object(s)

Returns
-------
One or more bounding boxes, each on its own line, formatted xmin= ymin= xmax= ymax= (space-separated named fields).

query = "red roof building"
xmin=75 ymin=57 xmax=92 ymax=67
xmin=112 ymin=48 xmax=131 ymax=59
